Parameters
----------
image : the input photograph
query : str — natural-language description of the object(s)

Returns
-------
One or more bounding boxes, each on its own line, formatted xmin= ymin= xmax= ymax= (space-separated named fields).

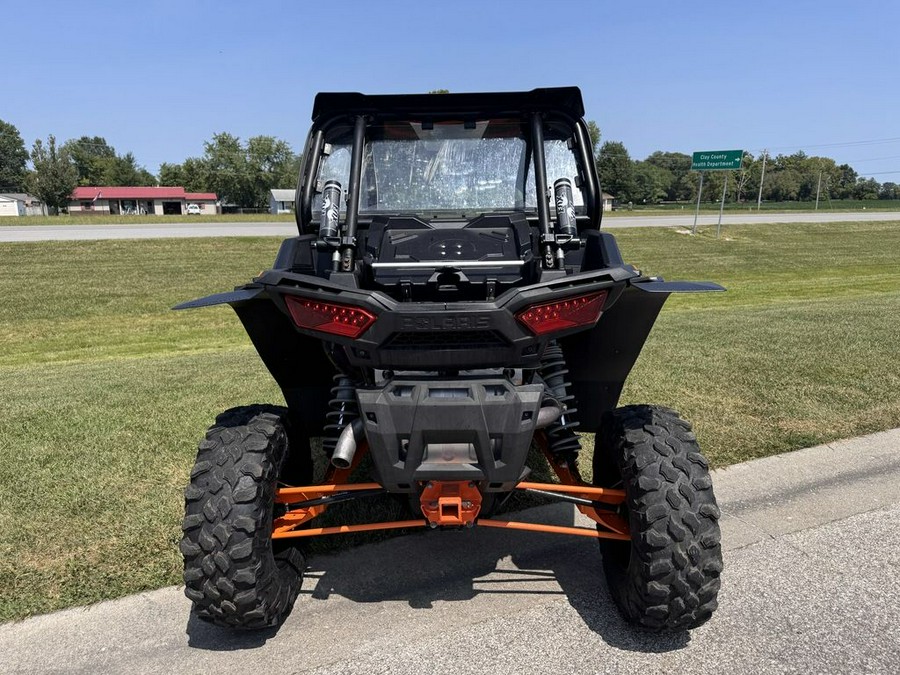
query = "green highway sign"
xmin=691 ymin=149 xmax=744 ymax=171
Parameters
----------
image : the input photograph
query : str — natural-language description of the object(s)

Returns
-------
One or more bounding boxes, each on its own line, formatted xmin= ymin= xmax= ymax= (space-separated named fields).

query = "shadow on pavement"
xmin=186 ymin=612 xmax=280 ymax=650
xmin=304 ymin=502 xmax=689 ymax=653
xmin=185 ymin=502 xmax=688 ymax=653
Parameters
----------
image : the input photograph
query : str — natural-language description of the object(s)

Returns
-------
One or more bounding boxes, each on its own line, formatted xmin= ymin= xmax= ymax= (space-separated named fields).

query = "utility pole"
xmin=815 ymin=171 xmax=823 ymax=211
xmin=756 ymin=150 xmax=767 ymax=211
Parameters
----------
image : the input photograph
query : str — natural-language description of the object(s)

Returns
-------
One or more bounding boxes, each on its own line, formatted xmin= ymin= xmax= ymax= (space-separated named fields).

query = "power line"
xmin=761 ymin=136 xmax=900 ymax=151
xmin=841 ymin=154 xmax=900 ymax=163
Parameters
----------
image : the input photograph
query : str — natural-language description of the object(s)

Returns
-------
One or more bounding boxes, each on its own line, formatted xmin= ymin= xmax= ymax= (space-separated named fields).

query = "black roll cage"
xmin=293 ymin=88 xmax=602 ymax=236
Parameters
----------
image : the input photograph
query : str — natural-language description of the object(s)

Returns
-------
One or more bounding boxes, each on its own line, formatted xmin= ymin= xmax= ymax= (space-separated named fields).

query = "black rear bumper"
xmin=357 ymin=376 xmax=544 ymax=492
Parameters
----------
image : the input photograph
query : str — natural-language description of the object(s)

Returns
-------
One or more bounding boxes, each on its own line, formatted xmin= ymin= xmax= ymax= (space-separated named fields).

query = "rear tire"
xmin=180 ymin=405 xmax=306 ymax=629
xmin=593 ymin=405 xmax=723 ymax=631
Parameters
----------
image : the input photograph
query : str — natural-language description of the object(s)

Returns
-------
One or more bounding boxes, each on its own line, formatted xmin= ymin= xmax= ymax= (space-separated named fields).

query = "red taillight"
xmin=516 ymin=291 xmax=608 ymax=336
xmin=284 ymin=296 xmax=376 ymax=338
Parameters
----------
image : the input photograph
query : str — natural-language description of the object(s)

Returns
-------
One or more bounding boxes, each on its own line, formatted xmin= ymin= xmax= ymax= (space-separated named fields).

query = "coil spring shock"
xmin=538 ymin=341 xmax=581 ymax=461
xmin=322 ymin=374 xmax=359 ymax=458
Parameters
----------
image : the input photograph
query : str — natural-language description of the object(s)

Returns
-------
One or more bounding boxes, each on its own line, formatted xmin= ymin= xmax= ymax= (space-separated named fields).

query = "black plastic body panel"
xmin=231 ymin=297 xmax=335 ymax=439
xmin=362 ymin=213 xmax=540 ymax=300
xmin=357 ymin=377 xmax=543 ymax=492
xmin=560 ymin=285 xmax=669 ymax=433
xmin=257 ymin=263 xmax=634 ymax=371
xmin=176 ymin=205 xmax=726 ymax=506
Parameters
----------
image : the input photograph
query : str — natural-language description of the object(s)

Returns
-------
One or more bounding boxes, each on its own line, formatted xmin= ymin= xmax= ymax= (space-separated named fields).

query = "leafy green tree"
xmin=879 ymin=182 xmax=900 ymax=200
xmin=100 ymin=152 xmax=156 ymax=186
xmin=164 ymin=134 xmax=301 ymax=207
xmin=586 ymin=120 xmax=601 ymax=158
xmin=833 ymin=164 xmax=859 ymax=200
xmin=247 ymin=135 xmax=301 ymax=206
xmin=201 ymin=132 xmax=254 ymax=206
xmin=764 ymin=168 xmax=802 ymax=201
xmin=158 ymin=162 xmax=184 ymax=186
xmin=0 ymin=119 xmax=29 ymax=191
xmin=645 ymin=151 xmax=693 ymax=201
xmin=62 ymin=136 xmax=156 ymax=186
xmin=179 ymin=157 xmax=212 ymax=193
xmin=853 ymin=177 xmax=880 ymax=200
xmin=597 ymin=141 xmax=635 ymax=201
xmin=28 ymin=135 xmax=78 ymax=212
xmin=632 ymin=161 xmax=670 ymax=204
xmin=62 ymin=136 xmax=116 ymax=185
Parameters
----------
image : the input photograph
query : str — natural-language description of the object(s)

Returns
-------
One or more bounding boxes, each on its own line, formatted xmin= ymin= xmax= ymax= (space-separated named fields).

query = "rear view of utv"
xmin=178 ymin=87 xmax=725 ymax=632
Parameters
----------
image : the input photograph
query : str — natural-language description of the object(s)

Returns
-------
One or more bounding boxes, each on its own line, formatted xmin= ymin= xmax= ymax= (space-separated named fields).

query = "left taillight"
xmin=284 ymin=296 xmax=376 ymax=338
xmin=515 ymin=290 xmax=608 ymax=336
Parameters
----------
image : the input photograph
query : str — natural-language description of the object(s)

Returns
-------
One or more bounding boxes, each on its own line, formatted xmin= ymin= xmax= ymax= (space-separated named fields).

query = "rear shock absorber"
xmin=538 ymin=341 xmax=581 ymax=462
xmin=322 ymin=374 xmax=360 ymax=458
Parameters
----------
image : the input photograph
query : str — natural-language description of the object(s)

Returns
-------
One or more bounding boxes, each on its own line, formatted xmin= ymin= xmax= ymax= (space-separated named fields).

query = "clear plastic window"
xmin=525 ymin=139 xmax=585 ymax=214
xmin=312 ymin=144 xmax=351 ymax=215
xmin=312 ymin=121 xmax=585 ymax=219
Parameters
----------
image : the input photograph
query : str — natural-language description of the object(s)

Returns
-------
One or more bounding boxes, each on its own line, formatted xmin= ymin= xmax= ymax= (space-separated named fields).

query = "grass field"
xmin=0 ymin=213 xmax=297 ymax=226
xmin=622 ymin=199 xmax=900 ymax=213
xmin=1 ymin=221 xmax=899 ymax=621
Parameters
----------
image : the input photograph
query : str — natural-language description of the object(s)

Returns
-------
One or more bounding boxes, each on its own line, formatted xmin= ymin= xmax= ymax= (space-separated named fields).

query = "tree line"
xmin=595 ymin=140 xmax=899 ymax=205
xmin=0 ymin=118 xmax=301 ymax=212
xmin=3 ymin=116 xmax=898 ymax=214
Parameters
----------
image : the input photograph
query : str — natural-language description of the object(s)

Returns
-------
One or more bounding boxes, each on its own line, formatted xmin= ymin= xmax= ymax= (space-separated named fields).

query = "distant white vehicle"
xmin=186 ymin=203 xmax=202 ymax=215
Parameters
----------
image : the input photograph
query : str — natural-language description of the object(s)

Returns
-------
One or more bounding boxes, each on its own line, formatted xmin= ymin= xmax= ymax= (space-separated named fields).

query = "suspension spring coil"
xmin=538 ymin=341 xmax=582 ymax=461
xmin=322 ymin=374 xmax=360 ymax=458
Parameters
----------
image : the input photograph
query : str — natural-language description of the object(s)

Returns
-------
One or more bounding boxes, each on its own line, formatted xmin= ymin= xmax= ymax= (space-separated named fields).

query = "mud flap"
xmin=560 ymin=279 xmax=723 ymax=432
xmin=232 ymin=299 xmax=336 ymax=439
xmin=560 ymin=285 xmax=668 ymax=433
xmin=173 ymin=288 xmax=335 ymax=439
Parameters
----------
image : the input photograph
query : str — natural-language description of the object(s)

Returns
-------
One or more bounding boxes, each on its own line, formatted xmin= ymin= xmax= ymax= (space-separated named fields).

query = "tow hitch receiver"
xmin=420 ymin=481 xmax=482 ymax=527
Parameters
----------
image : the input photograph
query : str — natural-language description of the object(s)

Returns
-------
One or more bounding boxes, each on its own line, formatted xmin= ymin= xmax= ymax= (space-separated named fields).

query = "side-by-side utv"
xmin=177 ymin=87 xmax=724 ymax=632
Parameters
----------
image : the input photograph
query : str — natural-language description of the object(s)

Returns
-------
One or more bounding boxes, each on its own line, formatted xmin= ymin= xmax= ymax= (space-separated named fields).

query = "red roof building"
xmin=68 ymin=186 xmax=218 ymax=216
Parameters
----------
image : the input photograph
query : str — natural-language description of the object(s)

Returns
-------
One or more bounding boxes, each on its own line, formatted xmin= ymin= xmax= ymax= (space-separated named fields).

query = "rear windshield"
xmin=313 ymin=118 xmax=583 ymax=217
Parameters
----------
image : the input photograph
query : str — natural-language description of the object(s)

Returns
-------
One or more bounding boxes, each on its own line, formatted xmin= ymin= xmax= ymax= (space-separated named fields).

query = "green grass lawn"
xmin=1 ymin=221 xmax=899 ymax=621
xmin=613 ymin=199 xmax=900 ymax=215
xmin=1 ymin=213 xmax=296 ymax=226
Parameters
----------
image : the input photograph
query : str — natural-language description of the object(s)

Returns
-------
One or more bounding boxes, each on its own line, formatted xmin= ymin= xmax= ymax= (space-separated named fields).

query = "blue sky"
xmin=4 ymin=0 xmax=899 ymax=179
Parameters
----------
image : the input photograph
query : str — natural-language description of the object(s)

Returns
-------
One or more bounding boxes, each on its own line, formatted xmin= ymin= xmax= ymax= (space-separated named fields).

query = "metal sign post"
xmin=691 ymin=149 xmax=743 ymax=237
xmin=692 ymin=172 xmax=704 ymax=235
xmin=717 ymin=173 xmax=728 ymax=238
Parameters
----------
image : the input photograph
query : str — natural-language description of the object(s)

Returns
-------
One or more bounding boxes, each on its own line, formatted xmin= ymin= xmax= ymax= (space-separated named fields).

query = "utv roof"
xmin=311 ymin=87 xmax=585 ymax=122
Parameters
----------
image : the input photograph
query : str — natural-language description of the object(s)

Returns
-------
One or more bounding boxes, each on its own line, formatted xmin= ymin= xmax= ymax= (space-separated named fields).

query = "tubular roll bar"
xmin=296 ymin=110 xmax=600 ymax=252
xmin=340 ymin=115 xmax=367 ymax=270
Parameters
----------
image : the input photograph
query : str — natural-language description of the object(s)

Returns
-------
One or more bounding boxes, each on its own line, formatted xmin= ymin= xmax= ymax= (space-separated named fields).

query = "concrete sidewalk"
xmin=1 ymin=428 xmax=898 ymax=674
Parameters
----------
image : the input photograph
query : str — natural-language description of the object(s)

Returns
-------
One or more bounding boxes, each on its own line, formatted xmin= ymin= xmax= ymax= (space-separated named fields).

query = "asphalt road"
xmin=1 ymin=210 xmax=899 ymax=242
xmin=1 ymin=428 xmax=898 ymax=674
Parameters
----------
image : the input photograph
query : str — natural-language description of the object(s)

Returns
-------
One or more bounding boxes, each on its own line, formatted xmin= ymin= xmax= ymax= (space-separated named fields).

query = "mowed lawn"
xmin=1 ymin=221 xmax=899 ymax=621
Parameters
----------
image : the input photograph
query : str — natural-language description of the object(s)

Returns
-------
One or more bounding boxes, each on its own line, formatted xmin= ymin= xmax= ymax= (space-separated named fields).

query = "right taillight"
xmin=515 ymin=290 xmax=608 ymax=336
xmin=284 ymin=295 xmax=376 ymax=338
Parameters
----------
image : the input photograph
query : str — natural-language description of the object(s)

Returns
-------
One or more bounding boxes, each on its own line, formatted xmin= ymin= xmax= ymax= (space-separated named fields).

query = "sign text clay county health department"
xmin=691 ymin=150 xmax=743 ymax=171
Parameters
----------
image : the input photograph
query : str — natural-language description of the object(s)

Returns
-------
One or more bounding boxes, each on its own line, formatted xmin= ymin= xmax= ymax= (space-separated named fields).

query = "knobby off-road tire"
xmin=593 ymin=405 xmax=723 ymax=631
xmin=180 ymin=405 xmax=306 ymax=629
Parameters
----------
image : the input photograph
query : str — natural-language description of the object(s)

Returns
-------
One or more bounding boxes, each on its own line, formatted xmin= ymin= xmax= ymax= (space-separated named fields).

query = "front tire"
xmin=180 ymin=405 xmax=306 ymax=629
xmin=593 ymin=405 xmax=723 ymax=631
